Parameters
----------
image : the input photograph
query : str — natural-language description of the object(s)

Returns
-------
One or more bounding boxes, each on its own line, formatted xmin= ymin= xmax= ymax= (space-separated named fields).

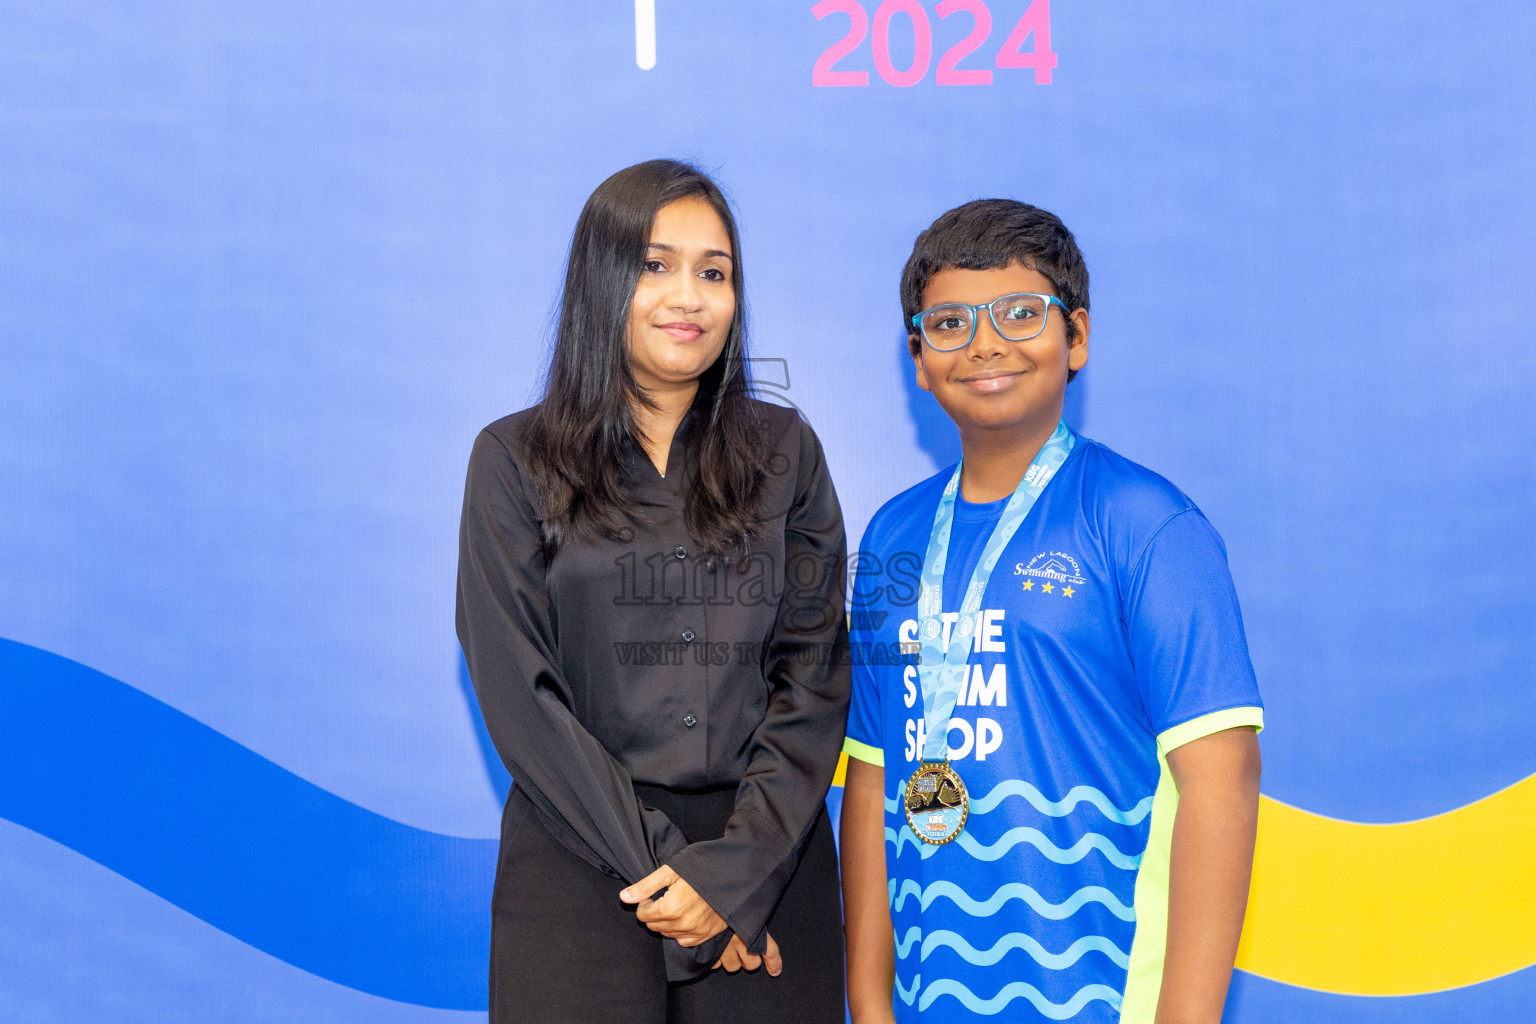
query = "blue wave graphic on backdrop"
xmin=890 ymin=878 xmax=1136 ymax=921
xmin=0 ymin=639 xmax=495 ymax=1010
xmin=884 ymin=780 xmax=1151 ymax=824
xmin=886 ymin=823 xmax=1142 ymax=868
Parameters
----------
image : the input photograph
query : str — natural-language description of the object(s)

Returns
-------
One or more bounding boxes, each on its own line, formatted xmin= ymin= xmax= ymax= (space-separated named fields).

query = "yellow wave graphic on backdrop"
xmin=832 ymin=755 xmax=1536 ymax=995
xmin=1238 ymin=772 xmax=1536 ymax=995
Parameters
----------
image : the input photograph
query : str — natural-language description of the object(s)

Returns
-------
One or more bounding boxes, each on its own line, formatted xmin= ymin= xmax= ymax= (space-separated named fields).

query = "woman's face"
xmin=626 ymin=196 xmax=736 ymax=394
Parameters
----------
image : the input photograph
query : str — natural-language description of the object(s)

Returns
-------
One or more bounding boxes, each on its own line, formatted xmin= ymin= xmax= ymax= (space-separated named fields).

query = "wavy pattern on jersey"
xmin=895 ymin=925 xmax=924 ymax=958
xmin=886 ymin=822 xmax=1142 ymax=868
xmin=837 ymin=747 xmax=1536 ymax=997
xmin=924 ymin=979 xmax=1123 ymax=1017
xmin=0 ymin=639 xmax=493 ymax=1011
xmin=890 ymin=878 xmax=1137 ymax=921
xmin=883 ymin=780 xmax=1152 ymax=825
xmin=895 ymin=972 xmax=1124 ymax=1017
xmin=904 ymin=928 xmax=1131 ymax=970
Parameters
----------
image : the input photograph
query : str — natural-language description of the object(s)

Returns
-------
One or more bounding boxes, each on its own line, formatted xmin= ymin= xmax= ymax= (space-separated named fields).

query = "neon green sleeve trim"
xmin=1156 ymin=706 xmax=1264 ymax=757
xmin=842 ymin=736 xmax=884 ymax=767
xmin=1123 ymin=704 xmax=1265 ymax=1021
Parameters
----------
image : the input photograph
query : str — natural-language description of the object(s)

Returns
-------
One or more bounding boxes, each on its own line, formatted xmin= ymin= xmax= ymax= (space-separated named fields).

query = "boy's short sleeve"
xmin=843 ymin=656 xmax=884 ymax=766
xmin=1123 ymin=508 xmax=1264 ymax=751
xmin=843 ymin=550 xmax=886 ymax=767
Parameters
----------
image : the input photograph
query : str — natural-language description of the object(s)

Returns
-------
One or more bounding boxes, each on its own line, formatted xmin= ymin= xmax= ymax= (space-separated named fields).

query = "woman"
xmin=456 ymin=159 xmax=849 ymax=1023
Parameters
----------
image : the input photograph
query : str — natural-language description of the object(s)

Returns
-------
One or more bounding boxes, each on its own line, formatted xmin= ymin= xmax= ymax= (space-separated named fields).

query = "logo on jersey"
xmin=1015 ymin=551 xmax=1086 ymax=597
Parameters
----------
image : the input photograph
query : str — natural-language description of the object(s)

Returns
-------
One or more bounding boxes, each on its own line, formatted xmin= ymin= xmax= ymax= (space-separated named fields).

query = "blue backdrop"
xmin=3 ymin=1 xmax=1534 ymax=1020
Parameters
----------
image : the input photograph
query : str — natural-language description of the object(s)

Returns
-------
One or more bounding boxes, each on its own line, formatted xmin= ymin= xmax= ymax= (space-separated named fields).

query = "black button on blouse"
xmin=456 ymin=400 xmax=850 ymax=981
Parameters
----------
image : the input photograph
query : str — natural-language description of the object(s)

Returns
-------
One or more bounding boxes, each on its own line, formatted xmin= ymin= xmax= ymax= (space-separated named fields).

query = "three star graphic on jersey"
xmin=1017 ymin=551 xmax=1087 ymax=598
xmin=1022 ymin=578 xmax=1076 ymax=598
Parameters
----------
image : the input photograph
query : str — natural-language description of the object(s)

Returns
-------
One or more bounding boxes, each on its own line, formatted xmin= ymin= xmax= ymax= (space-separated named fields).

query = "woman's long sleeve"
xmin=665 ymin=418 xmax=852 ymax=956
xmin=455 ymin=430 xmax=709 ymax=973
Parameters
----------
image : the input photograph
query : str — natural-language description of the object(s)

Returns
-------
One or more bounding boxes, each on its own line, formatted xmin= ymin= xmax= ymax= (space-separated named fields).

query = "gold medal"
xmin=904 ymin=760 xmax=968 ymax=845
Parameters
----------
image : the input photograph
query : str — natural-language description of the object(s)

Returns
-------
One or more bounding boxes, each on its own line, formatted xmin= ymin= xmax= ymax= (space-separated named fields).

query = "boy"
xmin=841 ymin=201 xmax=1262 ymax=1024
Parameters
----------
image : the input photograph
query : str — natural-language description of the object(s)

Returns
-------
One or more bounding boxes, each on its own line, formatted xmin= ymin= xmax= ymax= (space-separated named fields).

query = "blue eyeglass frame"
xmin=910 ymin=292 xmax=1069 ymax=352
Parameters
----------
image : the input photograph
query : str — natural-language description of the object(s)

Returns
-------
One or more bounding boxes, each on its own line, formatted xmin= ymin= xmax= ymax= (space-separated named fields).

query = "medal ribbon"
xmin=916 ymin=420 xmax=1075 ymax=762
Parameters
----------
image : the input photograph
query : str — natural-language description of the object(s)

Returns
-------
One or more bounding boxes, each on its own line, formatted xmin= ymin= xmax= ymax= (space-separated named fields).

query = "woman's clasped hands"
xmin=620 ymin=865 xmax=783 ymax=976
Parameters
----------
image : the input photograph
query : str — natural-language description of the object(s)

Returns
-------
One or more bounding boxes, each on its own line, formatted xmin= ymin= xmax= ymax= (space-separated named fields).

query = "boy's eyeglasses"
xmin=910 ymin=292 xmax=1069 ymax=352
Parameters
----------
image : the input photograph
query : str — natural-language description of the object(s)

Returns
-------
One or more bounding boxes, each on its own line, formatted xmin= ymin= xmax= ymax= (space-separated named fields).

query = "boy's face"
xmin=910 ymin=262 xmax=1089 ymax=441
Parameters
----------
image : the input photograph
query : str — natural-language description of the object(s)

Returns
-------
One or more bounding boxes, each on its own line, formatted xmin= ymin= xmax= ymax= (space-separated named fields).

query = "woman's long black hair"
xmin=522 ymin=159 xmax=768 ymax=556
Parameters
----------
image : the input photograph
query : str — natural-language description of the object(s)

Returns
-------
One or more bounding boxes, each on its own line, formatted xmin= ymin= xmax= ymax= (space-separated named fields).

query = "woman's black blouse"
xmin=455 ymin=400 xmax=850 ymax=981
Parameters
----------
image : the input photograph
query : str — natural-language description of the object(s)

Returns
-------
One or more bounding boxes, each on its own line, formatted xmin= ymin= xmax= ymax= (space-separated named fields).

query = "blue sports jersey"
xmin=844 ymin=436 xmax=1264 ymax=1023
